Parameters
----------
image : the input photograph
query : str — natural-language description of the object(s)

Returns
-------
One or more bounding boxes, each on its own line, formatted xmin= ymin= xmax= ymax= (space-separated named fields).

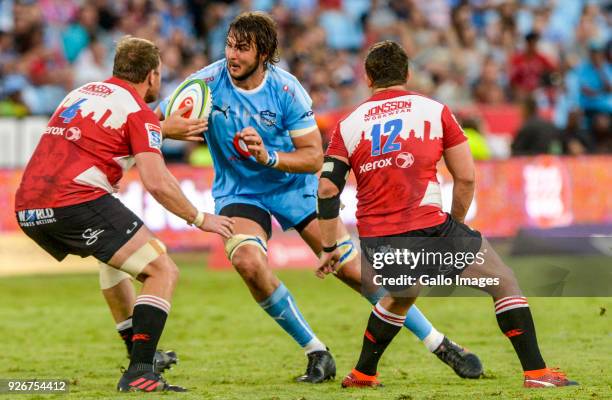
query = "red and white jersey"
xmin=15 ymin=77 xmax=162 ymax=210
xmin=326 ymin=89 xmax=467 ymax=237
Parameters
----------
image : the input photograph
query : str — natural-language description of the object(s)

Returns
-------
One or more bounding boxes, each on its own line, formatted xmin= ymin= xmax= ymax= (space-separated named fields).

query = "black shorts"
xmin=360 ymin=214 xmax=483 ymax=292
xmin=16 ymin=194 xmax=144 ymax=263
xmin=219 ymin=203 xmax=316 ymax=239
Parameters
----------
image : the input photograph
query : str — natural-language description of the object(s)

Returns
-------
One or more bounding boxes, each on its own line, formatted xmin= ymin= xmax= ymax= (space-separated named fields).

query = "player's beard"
xmin=229 ymin=58 xmax=261 ymax=82
xmin=144 ymin=87 xmax=158 ymax=103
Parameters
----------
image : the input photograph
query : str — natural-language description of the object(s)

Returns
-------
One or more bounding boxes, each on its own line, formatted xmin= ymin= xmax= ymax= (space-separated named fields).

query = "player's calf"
xmin=460 ymin=240 xmax=577 ymax=387
xmin=341 ymin=296 xmax=413 ymax=388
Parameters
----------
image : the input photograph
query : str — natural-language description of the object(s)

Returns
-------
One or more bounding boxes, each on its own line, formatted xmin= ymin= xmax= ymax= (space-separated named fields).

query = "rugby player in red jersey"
xmin=14 ymin=36 xmax=233 ymax=392
xmin=317 ymin=40 xmax=577 ymax=389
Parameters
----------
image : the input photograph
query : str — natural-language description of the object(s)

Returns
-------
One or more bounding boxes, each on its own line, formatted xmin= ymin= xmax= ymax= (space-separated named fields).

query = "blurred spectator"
xmin=461 ymin=116 xmax=492 ymax=161
xmin=61 ymin=3 xmax=100 ymax=63
xmin=0 ymin=74 xmax=29 ymax=117
xmin=73 ymin=37 xmax=112 ymax=88
xmin=472 ymin=56 xmax=508 ymax=104
xmin=574 ymin=42 xmax=612 ymax=120
xmin=591 ymin=112 xmax=612 ymax=153
xmin=0 ymin=0 xmax=610 ymax=157
xmin=509 ymin=32 xmax=556 ymax=98
xmin=561 ymin=109 xmax=594 ymax=155
xmin=512 ymin=96 xmax=561 ymax=156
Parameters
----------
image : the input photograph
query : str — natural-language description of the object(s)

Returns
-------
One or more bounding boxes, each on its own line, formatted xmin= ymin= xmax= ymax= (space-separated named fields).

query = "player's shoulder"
xmin=75 ymin=78 xmax=149 ymax=116
xmin=184 ymin=58 xmax=227 ymax=90
xmin=267 ymin=65 xmax=307 ymax=97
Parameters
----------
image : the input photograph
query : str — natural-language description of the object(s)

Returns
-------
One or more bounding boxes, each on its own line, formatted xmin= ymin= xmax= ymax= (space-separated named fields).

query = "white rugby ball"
xmin=165 ymin=78 xmax=212 ymax=120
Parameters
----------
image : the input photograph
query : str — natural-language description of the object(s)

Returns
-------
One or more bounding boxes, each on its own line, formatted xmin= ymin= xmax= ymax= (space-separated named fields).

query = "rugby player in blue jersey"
xmin=156 ymin=11 xmax=483 ymax=382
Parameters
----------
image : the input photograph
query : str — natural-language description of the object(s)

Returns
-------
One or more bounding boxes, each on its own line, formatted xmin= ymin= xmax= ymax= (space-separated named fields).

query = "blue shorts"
xmin=214 ymin=174 xmax=318 ymax=231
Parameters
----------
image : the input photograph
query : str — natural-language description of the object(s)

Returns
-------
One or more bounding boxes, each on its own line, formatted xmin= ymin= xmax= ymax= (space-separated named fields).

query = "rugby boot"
xmin=433 ymin=336 xmax=483 ymax=379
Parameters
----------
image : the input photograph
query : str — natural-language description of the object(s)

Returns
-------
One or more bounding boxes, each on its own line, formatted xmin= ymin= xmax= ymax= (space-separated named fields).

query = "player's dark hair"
xmin=228 ymin=11 xmax=280 ymax=69
xmin=365 ymin=41 xmax=409 ymax=89
xmin=112 ymin=36 xmax=160 ymax=83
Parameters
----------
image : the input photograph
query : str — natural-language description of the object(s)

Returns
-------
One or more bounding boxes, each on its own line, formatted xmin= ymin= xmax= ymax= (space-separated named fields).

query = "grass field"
xmin=0 ymin=255 xmax=610 ymax=400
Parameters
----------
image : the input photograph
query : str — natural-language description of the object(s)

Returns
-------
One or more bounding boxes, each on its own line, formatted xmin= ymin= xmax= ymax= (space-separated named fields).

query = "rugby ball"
xmin=165 ymin=78 xmax=212 ymax=120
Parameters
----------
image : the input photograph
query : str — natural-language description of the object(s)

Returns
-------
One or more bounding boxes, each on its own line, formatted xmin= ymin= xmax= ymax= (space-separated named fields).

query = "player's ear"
xmin=146 ymin=69 xmax=154 ymax=86
xmin=365 ymin=73 xmax=373 ymax=88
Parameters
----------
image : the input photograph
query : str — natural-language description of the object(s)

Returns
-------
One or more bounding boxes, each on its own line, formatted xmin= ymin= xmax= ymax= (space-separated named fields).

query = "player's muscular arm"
xmin=443 ymin=142 xmax=475 ymax=223
xmin=154 ymin=105 xmax=207 ymax=142
xmin=240 ymin=127 xmax=324 ymax=173
xmin=317 ymin=178 xmax=341 ymax=247
xmin=135 ymin=152 xmax=234 ymax=237
xmin=316 ymin=155 xmax=350 ymax=277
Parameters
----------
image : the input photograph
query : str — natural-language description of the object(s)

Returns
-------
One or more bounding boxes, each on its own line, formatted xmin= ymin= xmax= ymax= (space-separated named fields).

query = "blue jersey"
xmin=160 ymin=59 xmax=318 ymax=199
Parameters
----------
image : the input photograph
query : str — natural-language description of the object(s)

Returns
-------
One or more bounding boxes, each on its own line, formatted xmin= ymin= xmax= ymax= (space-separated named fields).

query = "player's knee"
xmin=119 ymin=238 xmax=167 ymax=279
xmin=317 ymin=179 xmax=339 ymax=199
xmin=232 ymin=247 xmax=265 ymax=284
xmin=143 ymin=256 xmax=179 ymax=285
xmin=496 ymin=265 xmax=521 ymax=295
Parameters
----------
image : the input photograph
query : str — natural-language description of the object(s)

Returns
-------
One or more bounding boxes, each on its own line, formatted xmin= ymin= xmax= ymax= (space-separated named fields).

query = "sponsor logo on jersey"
xmin=146 ymin=123 xmax=162 ymax=149
xmin=17 ymin=208 xmax=56 ymax=227
xmin=364 ymin=100 xmax=411 ymax=122
xmin=65 ymin=126 xmax=81 ymax=141
xmin=44 ymin=126 xmax=66 ymax=136
xmin=260 ymin=110 xmax=277 ymax=126
xmin=300 ymin=110 xmax=314 ymax=120
xmin=204 ymin=76 xmax=215 ymax=83
xmin=395 ymin=152 xmax=414 ymax=168
xmin=79 ymin=83 xmax=114 ymax=97
xmin=359 ymin=157 xmax=393 ymax=173
xmin=212 ymin=104 xmax=230 ymax=119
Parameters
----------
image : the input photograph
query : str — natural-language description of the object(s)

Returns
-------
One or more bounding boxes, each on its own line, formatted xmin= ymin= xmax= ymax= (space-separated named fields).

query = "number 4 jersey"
xmin=15 ymin=77 xmax=162 ymax=210
xmin=326 ymin=89 xmax=467 ymax=237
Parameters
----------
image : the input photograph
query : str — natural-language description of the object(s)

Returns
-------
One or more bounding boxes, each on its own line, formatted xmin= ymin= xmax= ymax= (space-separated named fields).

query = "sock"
xmin=116 ymin=317 xmax=134 ymax=355
xmin=365 ymin=288 xmax=440 ymax=350
xmin=355 ymin=302 xmax=405 ymax=376
xmin=494 ymin=296 xmax=546 ymax=371
xmin=128 ymin=295 xmax=170 ymax=374
xmin=258 ymin=283 xmax=326 ymax=354
xmin=422 ymin=326 xmax=444 ymax=352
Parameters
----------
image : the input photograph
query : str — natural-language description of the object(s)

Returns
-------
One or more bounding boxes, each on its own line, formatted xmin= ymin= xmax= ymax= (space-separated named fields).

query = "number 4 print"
xmin=371 ymin=118 xmax=402 ymax=156
xmin=59 ymin=98 xmax=87 ymax=123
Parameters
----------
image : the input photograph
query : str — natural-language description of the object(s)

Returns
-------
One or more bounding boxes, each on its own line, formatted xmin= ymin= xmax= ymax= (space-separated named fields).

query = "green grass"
xmin=0 ymin=258 xmax=609 ymax=400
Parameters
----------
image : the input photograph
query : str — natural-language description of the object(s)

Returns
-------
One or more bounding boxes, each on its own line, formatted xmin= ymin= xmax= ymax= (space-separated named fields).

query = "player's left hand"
xmin=161 ymin=105 xmax=208 ymax=142
xmin=240 ymin=127 xmax=269 ymax=164
xmin=316 ymin=250 xmax=341 ymax=279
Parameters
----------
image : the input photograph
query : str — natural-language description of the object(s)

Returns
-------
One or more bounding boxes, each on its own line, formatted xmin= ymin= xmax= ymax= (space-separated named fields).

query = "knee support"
xmin=225 ymin=234 xmax=268 ymax=261
xmin=99 ymin=262 xmax=132 ymax=290
xmin=120 ymin=238 xmax=167 ymax=277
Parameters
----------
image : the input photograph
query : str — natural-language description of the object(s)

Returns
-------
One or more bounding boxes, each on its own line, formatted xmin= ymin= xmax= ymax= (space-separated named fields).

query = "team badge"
xmin=146 ymin=123 xmax=162 ymax=149
xmin=260 ymin=110 xmax=276 ymax=126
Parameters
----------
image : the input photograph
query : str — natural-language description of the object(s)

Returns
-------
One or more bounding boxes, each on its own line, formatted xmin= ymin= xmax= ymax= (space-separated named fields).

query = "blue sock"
xmin=258 ymin=283 xmax=326 ymax=353
xmin=364 ymin=288 xmax=433 ymax=340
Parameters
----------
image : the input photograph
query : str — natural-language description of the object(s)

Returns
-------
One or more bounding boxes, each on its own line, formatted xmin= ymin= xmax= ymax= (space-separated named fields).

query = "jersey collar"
xmin=105 ymin=76 xmax=141 ymax=99
xmin=368 ymin=88 xmax=412 ymax=102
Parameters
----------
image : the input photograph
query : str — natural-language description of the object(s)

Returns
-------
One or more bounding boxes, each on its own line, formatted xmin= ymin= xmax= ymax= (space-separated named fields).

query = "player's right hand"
xmin=316 ymin=250 xmax=341 ymax=279
xmin=199 ymin=213 xmax=235 ymax=238
xmin=161 ymin=105 xmax=207 ymax=142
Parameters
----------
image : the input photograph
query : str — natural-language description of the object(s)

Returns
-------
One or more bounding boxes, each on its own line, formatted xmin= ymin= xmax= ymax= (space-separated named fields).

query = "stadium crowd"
xmin=0 ymin=0 xmax=610 ymax=157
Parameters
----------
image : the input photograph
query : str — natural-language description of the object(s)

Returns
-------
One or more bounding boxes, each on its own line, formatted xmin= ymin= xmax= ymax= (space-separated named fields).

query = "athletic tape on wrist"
xmin=190 ymin=211 xmax=205 ymax=227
